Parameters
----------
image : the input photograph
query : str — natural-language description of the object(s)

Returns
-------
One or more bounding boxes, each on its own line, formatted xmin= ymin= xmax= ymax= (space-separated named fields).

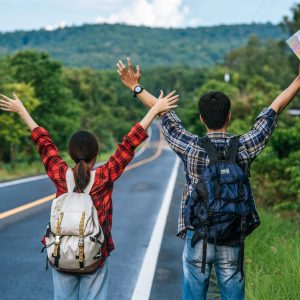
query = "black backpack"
xmin=184 ymin=136 xmax=260 ymax=279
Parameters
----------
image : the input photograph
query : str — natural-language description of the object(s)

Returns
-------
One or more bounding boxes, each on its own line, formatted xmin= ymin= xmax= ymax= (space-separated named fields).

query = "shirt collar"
xmin=206 ymin=132 xmax=233 ymax=139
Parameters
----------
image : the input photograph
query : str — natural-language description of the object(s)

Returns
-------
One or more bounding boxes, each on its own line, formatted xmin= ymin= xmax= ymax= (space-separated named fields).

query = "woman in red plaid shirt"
xmin=0 ymin=89 xmax=179 ymax=300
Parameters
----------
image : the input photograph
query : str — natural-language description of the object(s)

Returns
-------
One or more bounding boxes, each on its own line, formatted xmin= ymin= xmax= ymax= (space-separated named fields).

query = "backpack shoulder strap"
xmin=225 ymin=136 xmax=240 ymax=162
xmin=66 ymin=168 xmax=75 ymax=193
xmin=83 ymin=170 xmax=96 ymax=195
xmin=200 ymin=136 xmax=218 ymax=162
xmin=66 ymin=168 xmax=96 ymax=195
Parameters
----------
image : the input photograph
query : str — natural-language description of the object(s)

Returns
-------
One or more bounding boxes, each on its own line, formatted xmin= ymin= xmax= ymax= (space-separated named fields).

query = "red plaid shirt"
xmin=31 ymin=123 xmax=148 ymax=267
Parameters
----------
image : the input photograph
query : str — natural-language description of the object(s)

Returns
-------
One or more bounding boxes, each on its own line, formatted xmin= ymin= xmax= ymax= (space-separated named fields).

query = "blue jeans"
xmin=182 ymin=230 xmax=245 ymax=300
xmin=52 ymin=262 xmax=108 ymax=300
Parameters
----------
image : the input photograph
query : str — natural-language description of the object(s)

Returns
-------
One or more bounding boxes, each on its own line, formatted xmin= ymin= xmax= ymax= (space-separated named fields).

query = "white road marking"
xmin=131 ymin=157 xmax=180 ymax=300
xmin=0 ymin=174 xmax=48 ymax=188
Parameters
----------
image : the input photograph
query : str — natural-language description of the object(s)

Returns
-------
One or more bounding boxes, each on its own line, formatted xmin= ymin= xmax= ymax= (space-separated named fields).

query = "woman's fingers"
xmin=166 ymin=95 xmax=179 ymax=102
xmin=166 ymin=90 xmax=176 ymax=98
xmin=159 ymin=90 xmax=164 ymax=99
xmin=13 ymin=92 xmax=19 ymax=100
xmin=0 ymin=107 xmax=13 ymax=112
xmin=0 ymin=94 xmax=12 ymax=101
xmin=0 ymin=103 xmax=11 ymax=109
xmin=168 ymin=99 xmax=179 ymax=106
xmin=0 ymin=99 xmax=11 ymax=105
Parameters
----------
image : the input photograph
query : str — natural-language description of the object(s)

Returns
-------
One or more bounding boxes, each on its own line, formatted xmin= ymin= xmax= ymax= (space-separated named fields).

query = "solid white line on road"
xmin=131 ymin=157 xmax=180 ymax=300
xmin=0 ymin=174 xmax=48 ymax=188
xmin=0 ymin=126 xmax=154 ymax=189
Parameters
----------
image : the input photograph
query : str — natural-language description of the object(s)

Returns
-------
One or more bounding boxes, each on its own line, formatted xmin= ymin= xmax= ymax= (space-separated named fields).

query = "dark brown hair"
xmin=68 ymin=131 xmax=99 ymax=191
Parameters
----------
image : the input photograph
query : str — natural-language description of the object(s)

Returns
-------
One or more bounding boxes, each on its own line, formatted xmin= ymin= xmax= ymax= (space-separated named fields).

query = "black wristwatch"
xmin=133 ymin=85 xmax=144 ymax=97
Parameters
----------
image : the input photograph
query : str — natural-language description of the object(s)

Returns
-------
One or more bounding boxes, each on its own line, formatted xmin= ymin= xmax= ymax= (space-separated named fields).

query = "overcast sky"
xmin=0 ymin=0 xmax=298 ymax=32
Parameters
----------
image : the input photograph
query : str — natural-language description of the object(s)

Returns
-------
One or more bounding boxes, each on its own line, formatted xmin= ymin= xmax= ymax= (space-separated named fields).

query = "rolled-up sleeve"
xmin=161 ymin=111 xmax=195 ymax=158
xmin=104 ymin=123 xmax=148 ymax=182
xmin=31 ymin=127 xmax=68 ymax=188
xmin=240 ymin=107 xmax=278 ymax=161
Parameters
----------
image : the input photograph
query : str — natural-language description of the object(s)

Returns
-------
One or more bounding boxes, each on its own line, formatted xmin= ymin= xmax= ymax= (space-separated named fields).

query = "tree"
xmin=8 ymin=50 xmax=82 ymax=148
xmin=0 ymin=82 xmax=40 ymax=164
xmin=281 ymin=3 xmax=300 ymax=35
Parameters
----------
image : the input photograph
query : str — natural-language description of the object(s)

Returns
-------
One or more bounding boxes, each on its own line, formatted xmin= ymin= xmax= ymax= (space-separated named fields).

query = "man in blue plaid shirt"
xmin=117 ymin=58 xmax=300 ymax=300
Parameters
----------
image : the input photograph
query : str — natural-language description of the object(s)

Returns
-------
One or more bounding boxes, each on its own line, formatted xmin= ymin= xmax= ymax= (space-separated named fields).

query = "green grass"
xmin=245 ymin=210 xmax=300 ymax=300
xmin=0 ymin=160 xmax=45 ymax=181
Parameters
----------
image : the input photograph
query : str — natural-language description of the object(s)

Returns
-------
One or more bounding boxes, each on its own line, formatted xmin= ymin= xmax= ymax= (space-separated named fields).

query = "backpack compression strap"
xmin=52 ymin=211 xmax=64 ymax=268
xmin=78 ymin=212 xmax=85 ymax=269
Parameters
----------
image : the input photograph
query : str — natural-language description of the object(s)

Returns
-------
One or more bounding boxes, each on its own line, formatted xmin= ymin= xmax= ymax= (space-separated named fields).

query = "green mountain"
xmin=0 ymin=23 xmax=286 ymax=69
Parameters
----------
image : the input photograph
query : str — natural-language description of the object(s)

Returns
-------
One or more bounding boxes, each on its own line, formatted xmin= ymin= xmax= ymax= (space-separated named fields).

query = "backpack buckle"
xmin=78 ymin=237 xmax=84 ymax=246
xmin=55 ymin=235 xmax=61 ymax=244
xmin=241 ymin=217 xmax=247 ymax=232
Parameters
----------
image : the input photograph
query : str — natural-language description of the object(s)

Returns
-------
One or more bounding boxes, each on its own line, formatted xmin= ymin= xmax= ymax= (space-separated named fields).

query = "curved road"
xmin=0 ymin=123 xmax=180 ymax=300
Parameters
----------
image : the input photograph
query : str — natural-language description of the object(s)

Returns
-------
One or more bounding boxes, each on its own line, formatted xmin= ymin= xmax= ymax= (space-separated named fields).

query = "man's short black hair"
xmin=198 ymin=91 xmax=231 ymax=130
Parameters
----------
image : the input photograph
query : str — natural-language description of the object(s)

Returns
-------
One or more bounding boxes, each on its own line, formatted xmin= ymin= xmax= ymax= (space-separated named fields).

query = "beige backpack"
xmin=42 ymin=168 xmax=104 ymax=273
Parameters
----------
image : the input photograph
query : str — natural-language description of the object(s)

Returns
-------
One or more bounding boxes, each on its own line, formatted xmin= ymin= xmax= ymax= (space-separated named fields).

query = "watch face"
xmin=134 ymin=86 xmax=142 ymax=93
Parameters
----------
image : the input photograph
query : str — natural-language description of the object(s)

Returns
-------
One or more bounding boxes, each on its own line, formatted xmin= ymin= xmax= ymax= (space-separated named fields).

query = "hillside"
xmin=0 ymin=23 xmax=286 ymax=69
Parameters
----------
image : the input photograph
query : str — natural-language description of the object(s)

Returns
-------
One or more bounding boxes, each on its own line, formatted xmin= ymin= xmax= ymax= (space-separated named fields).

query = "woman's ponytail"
xmin=68 ymin=131 xmax=99 ymax=192
xmin=73 ymin=159 xmax=91 ymax=192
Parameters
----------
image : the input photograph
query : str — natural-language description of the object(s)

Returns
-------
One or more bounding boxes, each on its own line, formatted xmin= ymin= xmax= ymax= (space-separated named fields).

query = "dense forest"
xmin=0 ymin=23 xmax=286 ymax=69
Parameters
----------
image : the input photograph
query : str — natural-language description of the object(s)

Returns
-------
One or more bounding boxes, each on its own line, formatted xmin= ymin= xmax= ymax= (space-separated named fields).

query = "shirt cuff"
xmin=257 ymin=107 xmax=278 ymax=120
xmin=130 ymin=123 xmax=149 ymax=143
xmin=160 ymin=110 xmax=179 ymax=124
xmin=31 ymin=127 xmax=49 ymax=142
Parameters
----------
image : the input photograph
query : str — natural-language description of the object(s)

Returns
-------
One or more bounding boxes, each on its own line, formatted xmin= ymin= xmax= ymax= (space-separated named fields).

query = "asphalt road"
xmin=0 ymin=123 xmax=181 ymax=300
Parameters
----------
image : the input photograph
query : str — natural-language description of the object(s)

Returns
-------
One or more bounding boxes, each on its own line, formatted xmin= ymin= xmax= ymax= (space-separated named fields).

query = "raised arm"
xmin=0 ymin=92 xmax=38 ymax=131
xmin=116 ymin=57 xmax=157 ymax=108
xmin=270 ymin=66 xmax=300 ymax=113
xmin=117 ymin=57 xmax=196 ymax=158
xmin=0 ymin=92 xmax=68 ymax=189
xmin=240 ymin=67 xmax=300 ymax=160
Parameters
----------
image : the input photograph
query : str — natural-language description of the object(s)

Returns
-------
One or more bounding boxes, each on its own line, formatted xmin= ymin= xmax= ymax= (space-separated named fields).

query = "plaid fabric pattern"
xmin=31 ymin=123 xmax=148 ymax=266
xmin=161 ymin=107 xmax=278 ymax=239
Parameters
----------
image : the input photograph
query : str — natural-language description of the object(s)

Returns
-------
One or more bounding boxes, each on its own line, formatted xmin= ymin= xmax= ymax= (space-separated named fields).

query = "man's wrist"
xmin=129 ymin=83 xmax=139 ymax=91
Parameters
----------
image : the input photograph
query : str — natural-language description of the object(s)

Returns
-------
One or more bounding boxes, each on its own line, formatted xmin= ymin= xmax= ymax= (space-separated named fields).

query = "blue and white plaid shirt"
xmin=161 ymin=107 xmax=278 ymax=239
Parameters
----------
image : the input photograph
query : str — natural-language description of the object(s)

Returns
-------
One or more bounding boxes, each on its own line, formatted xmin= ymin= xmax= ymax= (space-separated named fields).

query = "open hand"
xmin=116 ymin=57 xmax=141 ymax=91
xmin=0 ymin=92 xmax=25 ymax=114
xmin=153 ymin=90 xmax=179 ymax=115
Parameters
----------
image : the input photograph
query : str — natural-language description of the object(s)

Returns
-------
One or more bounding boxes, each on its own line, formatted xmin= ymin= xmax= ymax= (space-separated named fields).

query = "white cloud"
xmin=95 ymin=0 xmax=192 ymax=28
xmin=187 ymin=18 xmax=202 ymax=27
xmin=44 ymin=21 xmax=67 ymax=31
